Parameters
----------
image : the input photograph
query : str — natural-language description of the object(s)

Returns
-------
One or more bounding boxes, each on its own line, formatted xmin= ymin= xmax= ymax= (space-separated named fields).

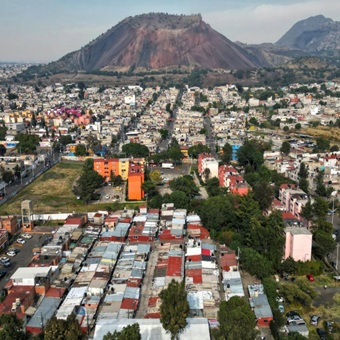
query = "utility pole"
xmin=336 ymin=243 xmax=340 ymax=271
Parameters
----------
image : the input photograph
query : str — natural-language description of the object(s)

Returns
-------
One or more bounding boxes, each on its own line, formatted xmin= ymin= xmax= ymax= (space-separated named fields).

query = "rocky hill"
xmin=276 ymin=15 xmax=340 ymax=53
xmin=38 ymin=13 xmax=260 ymax=74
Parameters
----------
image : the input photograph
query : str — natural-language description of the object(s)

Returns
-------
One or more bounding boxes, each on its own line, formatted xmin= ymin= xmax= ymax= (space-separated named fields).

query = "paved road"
xmin=0 ymin=151 xmax=60 ymax=206
xmin=0 ymin=233 xmax=52 ymax=289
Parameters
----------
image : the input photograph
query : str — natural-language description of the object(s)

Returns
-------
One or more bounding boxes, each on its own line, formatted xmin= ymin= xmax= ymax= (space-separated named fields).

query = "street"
xmin=0 ymin=151 xmax=60 ymax=206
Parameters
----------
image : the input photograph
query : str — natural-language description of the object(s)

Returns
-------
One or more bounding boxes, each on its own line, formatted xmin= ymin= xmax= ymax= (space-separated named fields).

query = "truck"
xmin=161 ymin=163 xmax=174 ymax=169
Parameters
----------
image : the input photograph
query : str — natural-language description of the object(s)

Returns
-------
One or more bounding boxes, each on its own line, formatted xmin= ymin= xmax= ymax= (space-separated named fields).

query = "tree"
xmin=188 ymin=144 xmax=211 ymax=159
xmin=2 ymin=170 xmax=14 ymax=183
xmin=315 ymin=171 xmax=327 ymax=197
xmin=295 ymin=123 xmax=302 ymax=130
xmin=283 ymin=126 xmax=289 ymax=132
xmin=298 ymin=162 xmax=308 ymax=179
xmin=217 ymin=297 xmax=257 ymax=340
xmin=160 ymin=279 xmax=189 ymax=340
xmin=169 ymin=175 xmax=198 ymax=198
xmin=252 ymin=180 xmax=274 ymax=211
xmin=73 ymin=160 xmax=104 ymax=203
xmin=159 ymin=129 xmax=169 ymax=140
xmin=313 ymin=230 xmax=336 ymax=258
xmin=316 ymin=136 xmax=330 ymax=152
xmin=280 ymin=257 xmax=298 ymax=275
xmin=330 ymin=144 xmax=339 ymax=152
xmin=75 ymin=144 xmax=87 ymax=156
xmin=299 ymin=178 xmax=309 ymax=193
xmin=206 ymin=177 xmax=222 ymax=197
xmin=103 ymin=323 xmax=141 ymax=340
xmin=59 ymin=135 xmax=73 ymax=146
xmin=149 ymin=170 xmax=162 ymax=184
xmin=0 ymin=144 xmax=6 ymax=156
xmin=122 ymin=143 xmax=150 ymax=158
xmin=16 ymin=133 xmax=40 ymax=154
xmin=237 ymin=140 xmax=264 ymax=171
xmin=221 ymin=142 xmax=232 ymax=163
xmin=168 ymin=191 xmax=189 ymax=209
xmin=0 ymin=314 xmax=26 ymax=340
xmin=240 ymin=247 xmax=274 ymax=279
xmin=44 ymin=315 xmax=85 ymax=340
xmin=280 ymin=141 xmax=291 ymax=155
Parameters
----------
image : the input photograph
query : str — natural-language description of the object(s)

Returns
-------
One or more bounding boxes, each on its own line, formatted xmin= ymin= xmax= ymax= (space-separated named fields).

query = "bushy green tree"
xmin=0 ymin=314 xmax=26 ymax=340
xmin=240 ymin=247 xmax=274 ymax=279
xmin=188 ymin=144 xmax=211 ymax=158
xmin=75 ymin=144 xmax=87 ymax=156
xmin=103 ymin=323 xmax=141 ymax=340
xmin=122 ymin=143 xmax=150 ymax=158
xmin=237 ymin=139 xmax=264 ymax=170
xmin=280 ymin=141 xmax=291 ymax=155
xmin=16 ymin=133 xmax=40 ymax=154
xmin=73 ymin=159 xmax=103 ymax=203
xmin=217 ymin=297 xmax=257 ymax=340
xmin=221 ymin=142 xmax=233 ymax=163
xmin=44 ymin=315 xmax=85 ymax=340
xmin=160 ymin=279 xmax=189 ymax=340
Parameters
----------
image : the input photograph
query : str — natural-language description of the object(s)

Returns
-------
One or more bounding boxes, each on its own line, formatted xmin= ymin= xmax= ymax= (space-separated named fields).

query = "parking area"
xmin=0 ymin=232 xmax=52 ymax=289
xmin=151 ymin=163 xmax=191 ymax=196
xmin=94 ymin=184 xmax=125 ymax=203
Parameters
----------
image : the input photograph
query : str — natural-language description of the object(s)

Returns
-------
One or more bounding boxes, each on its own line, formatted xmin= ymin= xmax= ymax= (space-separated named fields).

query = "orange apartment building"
xmin=128 ymin=161 xmax=145 ymax=200
xmin=94 ymin=158 xmax=120 ymax=181
xmin=94 ymin=158 xmax=145 ymax=200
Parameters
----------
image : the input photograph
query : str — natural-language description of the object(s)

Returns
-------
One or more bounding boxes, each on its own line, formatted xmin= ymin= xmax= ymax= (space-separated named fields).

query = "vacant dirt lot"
xmin=0 ymin=162 xmax=83 ymax=214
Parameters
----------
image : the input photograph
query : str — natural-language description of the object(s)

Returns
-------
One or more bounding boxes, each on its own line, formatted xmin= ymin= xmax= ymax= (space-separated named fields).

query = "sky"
xmin=0 ymin=0 xmax=340 ymax=63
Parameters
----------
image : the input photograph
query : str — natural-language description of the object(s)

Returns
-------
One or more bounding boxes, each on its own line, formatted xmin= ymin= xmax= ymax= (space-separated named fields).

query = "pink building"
xmin=284 ymin=227 xmax=312 ymax=262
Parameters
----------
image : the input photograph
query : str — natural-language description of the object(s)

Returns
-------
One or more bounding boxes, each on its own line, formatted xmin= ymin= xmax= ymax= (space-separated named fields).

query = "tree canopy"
xmin=160 ymin=279 xmax=189 ymax=340
xmin=15 ymin=133 xmax=40 ymax=154
xmin=103 ymin=323 xmax=141 ymax=340
xmin=122 ymin=143 xmax=150 ymax=158
xmin=237 ymin=139 xmax=264 ymax=170
xmin=44 ymin=315 xmax=85 ymax=340
xmin=0 ymin=314 xmax=26 ymax=340
xmin=73 ymin=159 xmax=104 ymax=202
xmin=217 ymin=296 xmax=257 ymax=340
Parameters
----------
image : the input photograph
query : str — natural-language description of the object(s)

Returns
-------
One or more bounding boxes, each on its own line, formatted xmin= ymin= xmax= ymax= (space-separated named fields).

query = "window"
xmin=133 ymin=236 xmax=138 ymax=239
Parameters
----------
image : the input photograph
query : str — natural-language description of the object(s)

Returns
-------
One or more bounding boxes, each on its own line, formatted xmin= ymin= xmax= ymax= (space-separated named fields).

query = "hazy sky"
xmin=1 ymin=0 xmax=339 ymax=63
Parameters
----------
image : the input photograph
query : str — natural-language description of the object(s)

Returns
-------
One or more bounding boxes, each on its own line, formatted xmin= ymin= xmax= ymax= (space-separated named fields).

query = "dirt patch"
xmin=302 ymin=126 xmax=340 ymax=143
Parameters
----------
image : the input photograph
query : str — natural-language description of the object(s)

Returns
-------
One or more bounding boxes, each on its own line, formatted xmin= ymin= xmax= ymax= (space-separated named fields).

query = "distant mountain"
xmin=276 ymin=15 xmax=340 ymax=53
xmin=40 ymin=13 xmax=260 ymax=74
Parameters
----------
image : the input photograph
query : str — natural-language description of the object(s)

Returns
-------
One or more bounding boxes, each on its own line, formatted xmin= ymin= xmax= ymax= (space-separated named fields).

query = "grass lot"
xmin=282 ymin=275 xmax=340 ymax=339
xmin=0 ymin=162 xmax=140 ymax=215
xmin=303 ymin=126 xmax=340 ymax=143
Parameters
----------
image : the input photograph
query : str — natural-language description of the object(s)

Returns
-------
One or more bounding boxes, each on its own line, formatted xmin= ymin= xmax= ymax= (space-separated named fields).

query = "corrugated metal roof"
xmin=124 ymin=287 xmax=140 ymax=300
xmin=27 ymin=297 xmax=61 ymax=329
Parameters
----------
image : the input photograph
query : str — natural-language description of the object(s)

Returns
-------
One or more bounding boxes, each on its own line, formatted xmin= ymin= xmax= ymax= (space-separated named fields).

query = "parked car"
xmin=278 ymin=303 xmax=284 ymax=313
xmin=286 ymin=312 xmax=300 ymax=319
xmin=22 ymin=233 xmax=32 ymax=239
xmin=0 ymin=257 xmax=9 ymax=263
xmin=307 ymin=274 xmax=315 ymax=282
xmin=0 ymin=270 xmax=6 ymax=279
xmin=6 ymin=250 xmax=16 ymax=257
xmin=2 ymin=261 xmax=11 ymax=268
xmin=287 ymin=315 xmax=303 ymax=324
xmin=316 ymin=328 xmax=327 ymax=340
xmin=17 ymin=238 xmax=26 ymax=244
xmin=324 ymin=320 xmax=334 ymax=332
xmin=310 ymin=315 xmax=320 ymax=326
